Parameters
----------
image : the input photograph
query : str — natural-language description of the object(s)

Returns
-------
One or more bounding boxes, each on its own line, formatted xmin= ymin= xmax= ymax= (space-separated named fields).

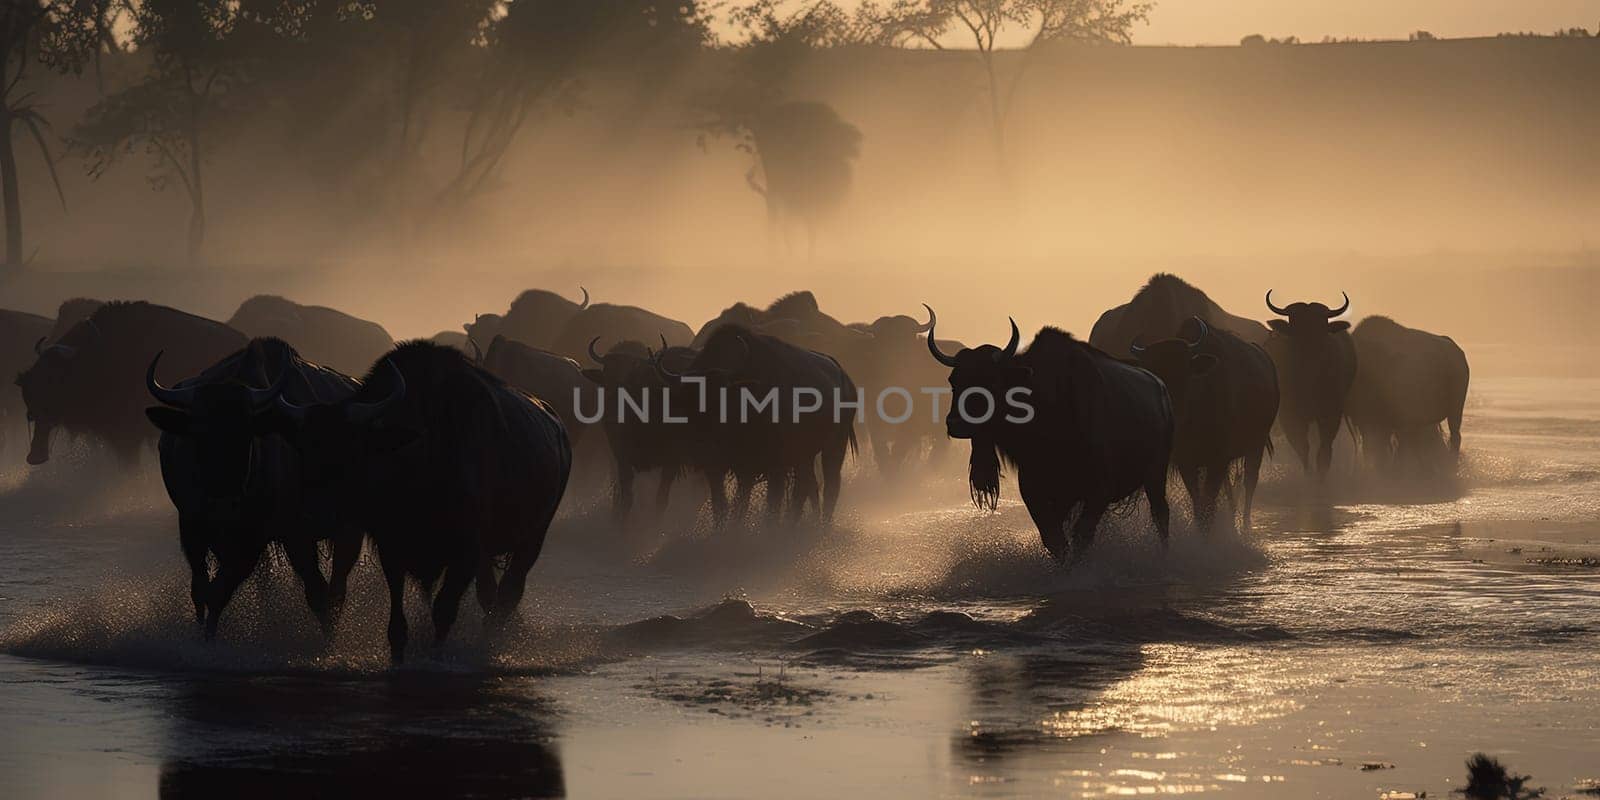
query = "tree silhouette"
xmin=869 ymin=0 xmax=1151 ymax=184
xmin=0 ymin=0 xmax=87 ymax=270
xmin=701 ymin=1 xmax=872 ymax=259
xmin=69 ymin=0 xmax=293 ymax=266
xmin=432 ymin=0 xmax=711 ymax=215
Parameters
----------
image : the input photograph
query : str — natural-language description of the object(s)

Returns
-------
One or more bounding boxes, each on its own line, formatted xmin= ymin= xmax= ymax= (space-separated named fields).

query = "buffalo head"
xmin=926 ymin=309 xmax=1025 ymax=440
xmin=864 ymin=304 xmax=937 ymax=340
xmin=1128 ymin=317 xmax=1217 ymax=409
xmin=145 ymin=351 xmax=290 ymax=501
xmin=463 ymin=312 xmax=505 ymax=348
xmin=273 ymin=359 xmax=415 ymax=495
xmin=1265 ymin=290 xmax=1351 ymax=338
xmin=15 ymin=335 xmax=89 ymax=465
xmin=581 ymin=337 xmax=659 ymax=389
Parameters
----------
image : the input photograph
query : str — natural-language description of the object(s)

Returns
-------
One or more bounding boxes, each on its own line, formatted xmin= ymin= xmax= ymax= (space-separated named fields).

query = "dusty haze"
xmin=4 ymin=36 xmax=1597 ymax=377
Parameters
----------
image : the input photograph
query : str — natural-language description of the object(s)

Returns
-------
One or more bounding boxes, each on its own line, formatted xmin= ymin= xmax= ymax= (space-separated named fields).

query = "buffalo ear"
xmin=1190 ymin=354 xmax=1219 ymax=375
xmin=1267 ymin=319 xmax=1291 ymax=334
xmin=1327 ymin=321 xmax=1351 ymax=332
xmin=146 ymin=407 xmax=192 ymax=435
xmin=580 ymin=368 xmax=606 ymax=385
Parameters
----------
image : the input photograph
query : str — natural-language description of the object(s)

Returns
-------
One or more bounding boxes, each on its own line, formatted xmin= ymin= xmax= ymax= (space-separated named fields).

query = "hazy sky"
xmin=815 ymin=1 xmax=1599 ymax=46
xmin=1137 ymin=0 xmax=1599 ymax=45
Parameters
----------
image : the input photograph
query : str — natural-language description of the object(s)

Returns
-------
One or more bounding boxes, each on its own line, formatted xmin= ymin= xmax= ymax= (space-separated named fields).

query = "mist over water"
xmin=1 ymin=376 xmax=1597 ymax=797
xmin=1 ymin=8 xmax=1598 ymax=797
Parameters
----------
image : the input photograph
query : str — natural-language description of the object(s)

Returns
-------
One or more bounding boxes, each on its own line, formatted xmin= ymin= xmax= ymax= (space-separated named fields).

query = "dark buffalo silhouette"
xmin=462 ymin=313 xmax=505 ymax=351
xmin=1263 ymin=291 xmax=1358 ymax=479
xmin=847 ymin=305 xmax=947 ymax=478
xmin=1129 ymin=317 xmax=1279 ymax=533
xmin=659 ymin=324 xmax=858 ymax=526
xmin=581 ymin=338 xmax=698 ymax=518
xmin=145 ymin=338 xmax=362 ymax=639
xmin=1347 ymin=316 xmax=1470 ymax=470
xmin=0 ymin=308 xmax=53 ymax=453
xmin=481 ymin=335 xmax=589 ymax=448
xmin=693 ymin=291 xmax=865 ymax=351
xmin=227 ymin=295 xmax=394 ymax=376
xmin=548 ymin=303 xmax=694 ymax=364
xmin=273 ymin=341 xmax=571 ymax=663
xmin=1090 ymin=274 xmax=1269 ymax=356
xmin=747 ymin=101 xmax=862 ymax=261
xmin=428 ymin=330 xmax=473 ymax=354
xmin=47 ymin=297 xmax=106 ymax=343
xmin=17 ymin=301 xmax=248 ymax=465
xmin=928 ymin=316 xmax=1173 ymax=564
xmin=474 ymin=287 xmax=589 ymax=350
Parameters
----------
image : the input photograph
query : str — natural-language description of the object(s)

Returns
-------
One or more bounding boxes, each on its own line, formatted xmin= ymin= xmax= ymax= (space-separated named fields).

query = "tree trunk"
xmin=186 ymin=193 xmax=206 ymax=267
xmin=0 ymin=114 xmax=23 ymax=269
xmin=981 ymin=52 xmax=1012 ymax=190
xmin=185 ymin=108 xmax=206 ymax=267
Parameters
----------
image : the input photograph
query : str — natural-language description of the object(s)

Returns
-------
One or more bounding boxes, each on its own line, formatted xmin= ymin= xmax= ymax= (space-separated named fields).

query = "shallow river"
xmin=1 ymin=377 xmax=1597 ymax=798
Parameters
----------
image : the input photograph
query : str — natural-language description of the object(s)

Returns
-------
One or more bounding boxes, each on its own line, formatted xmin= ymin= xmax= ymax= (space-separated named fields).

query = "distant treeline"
xmin=0 ymin=1 xmax=1596 ymax=272
xmin=1242 ymin=27 xmax=1599 ymax=46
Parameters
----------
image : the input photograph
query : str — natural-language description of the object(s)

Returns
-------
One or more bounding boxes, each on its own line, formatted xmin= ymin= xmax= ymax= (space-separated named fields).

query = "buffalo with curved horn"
xmin=145 ymin=338 xmax=363 ymax=641
xmin=1090 ymin=274 xmax=1269 ymax=357
xmin=583 ymin=338 xmax=700 ymax=519
xmin=1261 ymin=290 xmax=1358 ymax=479
xmin=1128 ymin=317 xmax=1279 ymax=533
xmin=927 ymin=309 xmax=1173 ymax=564
xmin=657 ymin=324 xmax=857 ymax=526
xmin=273 ymin=342 xmax=571 ymax=664
xmin=1345 ymin=316 xmax=1470 ymax=473
xmin=17 ymin=301 xmax=247 ymax=466
xmin=479 ymin=335 xmax=590 ymax=454
xmin=0 ymin=309 xmax=53 ymax=455
xmin=474 ymin=287 xmax=592 ymax=351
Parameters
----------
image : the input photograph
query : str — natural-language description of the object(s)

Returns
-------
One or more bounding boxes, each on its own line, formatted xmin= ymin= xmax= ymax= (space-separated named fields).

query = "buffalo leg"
xmin=328 ymin=531 xmax=362 ymax=622
xmin=1241 ymin=447 xmax=1265 ymax=533
xmin=1195 ymin=465 xmax=1226 ymax=536
xmin=179 ymin=517 xmax=211 ymax=630
xmin=1017 ymin=471 xmax=1069 ymax=562
xmin=1072 ymin=503 xmax=1109 ymax=561
xmin=1284 ymin=417 xmax=1312 ymax=474
xmin=733 ymin=473 xmax=754 ymax=523
xmin=492 ymin=519 xmax=554 ymax=627
xmin=869 ymin=423 xmax=895 ymax=479
xmin=377 ymin=545 xmax=409 ymax=664
xmin=1177 ymin=465 xmax=1201 ymax=529
xmin=1315 ymin=416 xmax=1340 ymax=478
xmin=283 ymin=538 xmax=335 ymax=638
xmin=204 ymin=536 xmax=267 ymax=641
xmin=764 ymin=470 xmax=789 ymax=524
xmin=705 ymin=470 xmax=729 ymax=526
xmin=613 ymin=462 xmax=635 ymax=519
xmin=474 ymin=559 xmax=498 ymax=614
xmin=431 ymin=553 xmax=477 ymax=646
xmin=820 ymin=435 xmax=848 ymax=525
xmin=1447 ymin=408 xmax=1463 ymax=456
xmin=655 ymin=470 xmax=676 ymax=514
xmin=1146 ymin=462 xmax=1173 ymax=545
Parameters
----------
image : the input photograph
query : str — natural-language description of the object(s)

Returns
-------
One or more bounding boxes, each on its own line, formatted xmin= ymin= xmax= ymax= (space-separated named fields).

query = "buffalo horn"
xmin=146 ymin=352 xmax=198 ymax=408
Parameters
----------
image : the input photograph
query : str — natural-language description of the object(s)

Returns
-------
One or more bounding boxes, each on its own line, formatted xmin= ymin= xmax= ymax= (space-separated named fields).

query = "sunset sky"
xmin=814 ymin=0 xmax=1600 ymax=46
xmin=1135 ymin=0 xmax=1599 ymax=45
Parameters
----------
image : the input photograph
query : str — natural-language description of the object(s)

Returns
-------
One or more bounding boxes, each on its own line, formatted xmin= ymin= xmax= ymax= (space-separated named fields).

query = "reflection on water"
xmin=0 ymin=378 xmax=1598 ymax=798
xmin=156 ymin=676 xmax=563 ymax=799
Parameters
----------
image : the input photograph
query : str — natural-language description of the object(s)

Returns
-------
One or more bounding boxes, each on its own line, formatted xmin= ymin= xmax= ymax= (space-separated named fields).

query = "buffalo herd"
xmin=1 ymin=277 xmax=1470 ymax=661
